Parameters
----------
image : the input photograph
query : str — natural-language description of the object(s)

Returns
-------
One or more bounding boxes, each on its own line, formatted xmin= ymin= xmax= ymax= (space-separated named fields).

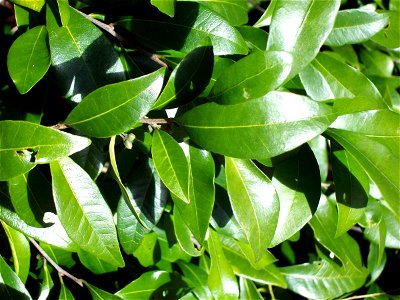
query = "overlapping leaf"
xmin=0 ymin=255 xmax=32 ymax=300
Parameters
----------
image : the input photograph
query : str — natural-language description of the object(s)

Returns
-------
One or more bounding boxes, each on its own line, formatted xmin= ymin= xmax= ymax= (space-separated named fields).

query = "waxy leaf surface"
xmin=0 ymin=254 xmax=32 ymax=300
xmin=66 ymin=68 xmax=165 ymax=137
xmin=178 ymin=91 xmax=336 ymax=159
xmin=51 ymin=157 xmax=124 ymax=267
xmin=0 ymin=121 xmax=91 ymax=181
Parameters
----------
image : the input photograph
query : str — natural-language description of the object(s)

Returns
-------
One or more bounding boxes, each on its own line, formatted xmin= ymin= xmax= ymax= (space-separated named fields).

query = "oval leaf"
xmin=325 ymin=9 xmax=389 ymax=46
xmin=178 ymin=91 xmax=336 ymax=159
xmin=66 ymin=68 xmax=165 ymax=137
xmin=50 ymin=157 xmax=124 ymax=267
xmin=0 ymin=255 xmax=32 ymax=300
xmin=7 ymin=26 xmax=50 ymax=94
xmin=267 ymin=0 xmax=340 ymax=79
xmin=225 ymin=158 xmax=279 ymax=260
xmin=210 ymin=51 xmax=292 ymax=104
xmin=0 ymin=120 xmax=91 ymax=181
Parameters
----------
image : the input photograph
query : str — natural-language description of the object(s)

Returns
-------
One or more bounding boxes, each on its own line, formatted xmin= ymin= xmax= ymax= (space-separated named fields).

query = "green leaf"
xmin=236 ymin=26 xmax=269 ymax=52
xmin=115 ymin=271 xmax=171 ymax=299
xmin=57 ymin=0 xmax=70 ymax=26
xmin=151 ymin=0 xmax=175 ymax=17
xmin=66 ymin=68 xmax=165 ymax=137
xmin=59 ymin=277 xmax=75 ymax=300
xmin=270 ymin=145 xmax=321 ymax=246
xmin=239 ymin=277 xmax=263 ymax=300
xmin=281 ymin=260 xmax=368 ymax=300
xmin=12 ymin=0 xmax=44 ymax=12
xmin=1 ymin=222 xmax=30 ymax=284
xmin=118 ymin=2 xmax=247 ymax=55
xmin=308 ymin=135 xmax=329 ymax=182
xmin=331 ymin=143 xmax=369 ymax=237
xmin=210 ymin=51 xmax=292 ymax=104
xmin=177 ymin=261 xmax=212 ymax=300
xmin=0 ymin=255 xmax=32 ymax=299
xmin=254 ymin=0 xmax=277 ymax=27
xmin=0 ymin=121 xmax=91 ymax=181
xmin=299 ymin=52 xmax=384 ymax=103
xmin=152 ymin=130 xmax=189 ymax=203
xmin=7 ymin=26 xmax=50 ymax=94
xmin=173 ymin=209 xmax=203 ymax=257
xmin=8 ymin=168 xmax=53 ymax=227
xmin=38 ymin=260 xmax=54 ymax=300
xmin=174 ymin=142 xmax=215 ymax=244
xmin=78 ymin=250 xmax=118 ymax=274
xmin=84 ymin=281 xmax=122 ymax=300
xmin=371 ymin=11 xmax=400 ymax=48
xmin=366 ymin=219 xmax=387 ymax=284
xmin=207 ymin=229 xmax=239 ymax=300
xmin=46 ymin=5 xmax=125 ymax=102
xmin=179 ymin=0 xmax=248 ymax=26
xmin=152 ymin=41 xmax=213 ymax=110
xmin=360 ymin=48 xmax=394 ymax=77
xmin=325 ymin=8 xmax=389 ymax=46
xmin=267 ymin=0 xmax=340 ymax=79
xmin=225 ymin=158 xmax=279 ymax=260
xmin=178 ymin=91 xmax=336 ymax=159
xmin=40 ymin=242 xmax=76 ymax=269
xmin=50 ymin=157 xmax=124 ymax=267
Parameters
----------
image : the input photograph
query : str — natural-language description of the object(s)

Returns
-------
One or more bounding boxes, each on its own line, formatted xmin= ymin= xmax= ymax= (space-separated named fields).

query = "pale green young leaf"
xmin=0 ymin=255 xmax=32 ymax=300
xmin=239 ymin=277 xmax=263 ymax=300
xmin=1 ymin=222 xmax=30 ymax=284
xmin=7 ymin=26 xmax=50 ymax=94
xmin=0 ymin=120 xmax=91 ymax=181
xmin=50 ymin=157 xmax=124 ymax=267
xmin=225 ymin=158 xmax=279 ymax=260
xmin=66 ymin=68 xmax=165 ymax=137
xmin=178 ymin=91 xmax=336 ymax=159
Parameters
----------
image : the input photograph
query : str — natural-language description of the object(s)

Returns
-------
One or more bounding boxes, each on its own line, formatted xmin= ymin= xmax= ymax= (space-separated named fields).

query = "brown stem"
xmin=29 ymin=237 xmax=83 ymax=287
xmin=50 ymin=123 xmax=69 ymax=130
xmin=73 ymin=8 xmax=168 ymax=69
xmin=140 ymin=118 xmax=174 ymax=125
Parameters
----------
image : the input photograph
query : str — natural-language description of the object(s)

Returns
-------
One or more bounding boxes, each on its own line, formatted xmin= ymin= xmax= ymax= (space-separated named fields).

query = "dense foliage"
xmin=0 ymin=0 xmax=399 ymax=299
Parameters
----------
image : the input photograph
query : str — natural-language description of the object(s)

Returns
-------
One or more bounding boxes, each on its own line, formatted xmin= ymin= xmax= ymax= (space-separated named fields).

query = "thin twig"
xmin=29 ymin=237 xmax=83 ymax=287
xmin=140 ymin=118 xmax=173 ymax=125
xmin=73 ymin=8 xmax=168 ymax=69
xmin=341 ymin=290 xmax=397 ymax=300
xmin=268 ymin=284 xmax=276 ymax=300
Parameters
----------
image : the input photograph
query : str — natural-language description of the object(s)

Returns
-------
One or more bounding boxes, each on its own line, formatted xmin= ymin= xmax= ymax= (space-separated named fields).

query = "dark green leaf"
xmin=270 ymin=145 xmax=320 ymax=246
xmin=38 ymin=259 xmax=54 ymax=300
xmin=152 ymin=130 xmax=189 ymax=203
xmin=152 ymin=41 xmax=213 ymax=109
xmin=46 ymin=6 xmax=125 ymax=102
xmin=173 ymin=209 xmax=203 ymax=257
xmin=225 ymin=158 xmax=279 ymax=260
xmin=7 ymin=26 xmax=50 ymax=94
xmin=325 ymin=9 xmax=389 ymax=46
xmin=178 ymin=91 xmax=336 ymax=159
xmin=0 ymin=121 xmax=91 ymax=181
xmin=308 ymin=136 xmax=329 ymax=182
xmin=210 ymin=51 xmax=292 ymax=104
xmin=118 ymin=2 xmax=247 ymax=55
xmin=0 ymin=254 xmax=32 ymax=300
xmin=50 ymin=157 xmax=124 ymax=267
xmin=267 ymin=0 xmax=340 ymax=78
xmin=66 ymin=68 xmax=165 ymax=137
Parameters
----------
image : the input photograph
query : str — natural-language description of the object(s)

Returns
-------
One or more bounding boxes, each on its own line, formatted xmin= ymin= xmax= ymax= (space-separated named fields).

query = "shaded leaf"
xmin=84 ymin=281 xmax=121 ymax=300
xmin=239 ymin=277 xmax=263 ymax=300
xmin=225 ymin=158 xmax=279 ymax=260
xmin=7 ymin=26 xmax=50 ymax=94
xmin=58 ymin=277 xmax=75 ymax=300
xmin=325 ymin=8 xmax=389 ymax=46
xmin=78 ymin=250 xmax=118 ymax=274
xmin=0 ymin=254 xmax=32 ymax=300
xmin=173 ymin=209 xmax=203 ymax=257
xmin=178 ymin=91 xmax=336 ymax=159
xmin=267 ymin=0 xmax=340 ymax=78
xmin=177 ymin=261 xmax=212 ymax=300
xmin=210 ymin=51 xmax=292 ymax=104
xmin=0 ymin=120 xmax=91 ymax=181
xmin=38 ymin=260 xmax=54 ymax=300
xmin=66 ymin=68 xmax=165 ymax=137
xmin=50 ymin=157 xmax=124 ymax=267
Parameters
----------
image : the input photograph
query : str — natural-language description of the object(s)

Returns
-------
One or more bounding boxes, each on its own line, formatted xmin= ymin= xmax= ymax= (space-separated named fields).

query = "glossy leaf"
xmin=46 ymin=5 xmax=125 ymax=102
xmin=12 ymin=0 xmax=44 ymax=12
xmin=151 ymin=0 xmax=175 ymax=17
xmin=173 ymin=209 xmax=203 ymax=257
xmin=50 ymin=157 xmax=124 ymax=267
xmin=118 ymin=2 xmax=247 ymax=55
xmin=239 ymin=277 xmax=263 ymax=300
xmin=331 ymin=143 xmax=369 ymax=237
xmin=178 ymin=91 xmax=336 ymax=159
xmin=236 ymin=26 xmax=268 ymax=52
xmin=267 ymin=0 xmax=340 ymax=78
xmin=84 ymin=281 xmax=121 ymax=300
xmin=115 ymin=271 xmax=171 ymax=299
xmin=225 ymin=158 xmax=279 ymax=260
xmin=371 ymin=11 xmax=400 ymax=48
xmin=152 ymin=130 xmax=189 ymax=203
xmin=7 ymin=26 xmax=50 ymax=94
xmin=38 ymin=260 xmax=54 ymax=300
xmin=178 ymin=0 xmax=248 ymax=26
xmin=270 ymin=145 xmax=320 ymax=246
xmin=299 ymin=52 xmax=384 ymax=102
xmin=0 ymin=120 xmax=91 ymax=181
xmin=325 ymin=9 xmax=389 ymax=46
xmin=207 ymin=229 xmax=239 ymax=300
xmin=281 ymin=260 xmax=368 ymax=300
xmin=66 ymin=68 xmax=165 ymax=137
xmin=0 ymin=255 xmax=32 ymax=299
xmin=1 ymin=222 xmax=30 ymax=284
xmin=174 ymin=142 xmax=215 ymax=244
xmin=308 ymin=135 xmax=329 ymax=182
xmin=40 ymin=242 xmax=75 ymax=269
xmin=210 ymin=51 xmax=292 ymax=104
xmin=254 ymin=0 xmax=277 ymax=27
xmin=78 ymin=250 xmax=117 ymax=274
xmin=152 ymin=41 xmax=213 ymax=110
xmin=360 ymin=48 xmax=394 ymax=77
xmin=177 ymin=261 xmax=212 ymax=300
xmin=57 ymin=0 xmax=70 ymax=26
